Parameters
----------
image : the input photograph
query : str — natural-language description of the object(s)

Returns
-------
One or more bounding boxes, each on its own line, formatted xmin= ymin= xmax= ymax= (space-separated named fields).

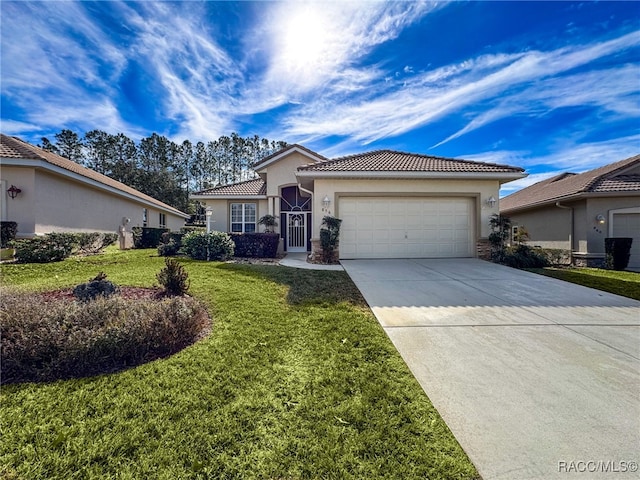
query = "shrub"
xmin=181 ymin=231 xmax=234 ymax=261
xmin=230 ymin=233 xmax=279 ymax=258
xmin=604 ymin=237 xmax=633 ymax=271
xmin=13 ymin=233 xmax=77 ymax=263
xmin=132 ymin=227 xmax=169 ymax=248
xmin=319 ymin=216 xmax=342 ymax=264
xmin=503 ymin=244 xmax=548 ymax=269
xmin=76 ymin=232 xmax=119 ymax=254
xmin=180 ymin=226 xmax=206 ymax=234
xmin=541 ymin=248 xmax=571 ymax=266
xmin=73 ymin=272 xmax=119 ymax=302
xmin=157 ymin=258 xmax=190 ymax=296
xmin=0 ymin=289 xmax=210 ymax=384
xmin=258 ymin=214 xmax=278 ymax=233
xmin=0 ymin=221 xmax=17 ymax=247
xmin=158 ymin=232 xmax=184 ymax=256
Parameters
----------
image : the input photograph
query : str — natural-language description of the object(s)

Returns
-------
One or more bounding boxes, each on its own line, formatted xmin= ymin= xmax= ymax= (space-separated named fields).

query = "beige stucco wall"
xmin=1 ymin=166 xmax=185 ymax=237
xmin=258 ymin=152 xmax=312 ymax=198
xmin=586 ymin=196 xmax=640 ymax=255
xmin=0 ymin=166 xmax=36 ymax=236
xmin=200 ymin=199 xmax=269 ymax=232
xmin=508 ymin=206 xmax=573 ymax=250
xmin=313 ymin=178 xmax=501 ymax=240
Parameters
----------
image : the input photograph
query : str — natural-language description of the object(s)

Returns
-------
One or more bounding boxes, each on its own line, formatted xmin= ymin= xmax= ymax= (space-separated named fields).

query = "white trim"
xmin=1 ymin=157 xmax=189 ymax=218
xmin=608 ymin=206 xmax=640 ymax=237
xmin=295 ymin=170 xmax=526 ymax=181
xmin=254 ymin=146 xmax=325 ymax=171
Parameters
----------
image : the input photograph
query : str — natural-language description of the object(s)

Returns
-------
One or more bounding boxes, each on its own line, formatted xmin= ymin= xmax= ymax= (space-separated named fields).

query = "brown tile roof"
xmin=297 ymin=149 xmax=525 ymax=173
xmin=501 ymin=154 xmax=640 ymax=213
xmin=193 ymin=178 xmax=266 ymax=196
xmin=252 ymin=144 xmax=327 ymax=168
xmin=0 ymin=134 xmax=188 ymax=217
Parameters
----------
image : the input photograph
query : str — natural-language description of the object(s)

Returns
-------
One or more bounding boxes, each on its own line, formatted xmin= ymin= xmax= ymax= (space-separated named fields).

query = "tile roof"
xmin=0 ymin=134 xmax=188 ymax=217
xmin=501 ymin=154 xmax=640 ymax=213
xmin=297 ymin=149 xmax=525 ymax=173
xmin=193 ymin=178 xmax=266 ymax=196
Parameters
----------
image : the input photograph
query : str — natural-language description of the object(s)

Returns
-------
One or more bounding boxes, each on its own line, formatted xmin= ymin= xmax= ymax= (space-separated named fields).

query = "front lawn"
xmin=0 ymin=249 xmax=478 ymax=479
xmin=527 ymin=267 xmax=640 ymax=301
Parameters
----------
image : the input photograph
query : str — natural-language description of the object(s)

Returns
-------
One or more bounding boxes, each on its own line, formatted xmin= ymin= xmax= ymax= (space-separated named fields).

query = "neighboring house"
xmin=0 ymin=134 xmax=189 ymax=241
xmin=500 ymin=154 xmax=640 ymax=270
xmin=191 ymin=144 xmax=525 ymax=259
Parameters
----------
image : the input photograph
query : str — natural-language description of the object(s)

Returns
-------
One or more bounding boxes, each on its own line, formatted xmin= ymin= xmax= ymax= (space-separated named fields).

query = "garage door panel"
xmin=339 ymin=197 xmax=474 ymax=259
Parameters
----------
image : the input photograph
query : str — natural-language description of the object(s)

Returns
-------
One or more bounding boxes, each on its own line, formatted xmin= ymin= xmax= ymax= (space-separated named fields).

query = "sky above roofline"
xmin=1 ymin=1 xmax=638 ymax=197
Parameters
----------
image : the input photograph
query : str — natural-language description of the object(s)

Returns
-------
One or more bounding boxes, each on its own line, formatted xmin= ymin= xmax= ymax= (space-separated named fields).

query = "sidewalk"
xmin=278 ymin=252 xmax=343 ymax=271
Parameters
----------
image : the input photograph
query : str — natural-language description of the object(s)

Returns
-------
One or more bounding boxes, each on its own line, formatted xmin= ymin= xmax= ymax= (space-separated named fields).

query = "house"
xmin=191 ymin=145 xmax=525 ymax=259
xmin=500 ymin=154 xmax=640 ymax=270
xmin=0 ymin=134 xmax=189 ymax=242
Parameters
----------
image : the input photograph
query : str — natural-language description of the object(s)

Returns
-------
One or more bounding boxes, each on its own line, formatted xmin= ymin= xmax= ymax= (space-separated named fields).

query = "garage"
xmin=612 ymin=212 xmax=640 ymax=270
xmin=339 ymin=197 xmax=474 ymax=259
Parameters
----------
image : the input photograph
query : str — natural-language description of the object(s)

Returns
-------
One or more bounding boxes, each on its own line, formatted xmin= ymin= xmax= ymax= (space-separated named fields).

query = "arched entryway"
xmin=280 ymin=186 xmax=312 ymax=252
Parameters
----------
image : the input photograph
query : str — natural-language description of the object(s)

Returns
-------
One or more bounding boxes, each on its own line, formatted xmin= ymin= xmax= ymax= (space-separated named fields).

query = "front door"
xmin=287 ymin=212 xmax=307 ymax=252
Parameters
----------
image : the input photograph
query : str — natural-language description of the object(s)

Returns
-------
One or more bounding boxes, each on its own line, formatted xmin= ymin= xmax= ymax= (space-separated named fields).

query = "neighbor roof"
xmin=297 ymin=150 xmax=525 ymax=173
xmin=0 ymin=134 xmax=189 ymax=217
xmin=192 ymin=178 xmax=266 ymax=197
xmin=501 ymin=154 xmax=640 ymax=213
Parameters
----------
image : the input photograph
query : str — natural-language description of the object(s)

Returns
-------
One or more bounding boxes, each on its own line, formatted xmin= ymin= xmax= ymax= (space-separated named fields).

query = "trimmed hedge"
xmin=0 ymin=290 xmax=210 ymax=384
xmin=181 ymin=231 xmax=234 ymax=261
xmin=230 ymin=233 xmax=280 ymax=258
xmin=13 ymin=233 xmax=78 ymax=263
xmin=0 ymin=221 xmax=17 ymax=247
xmin=76 ymin=232 xmax=118 ymax=254
xmin=132 ymin=227 xmax=169 ymax=249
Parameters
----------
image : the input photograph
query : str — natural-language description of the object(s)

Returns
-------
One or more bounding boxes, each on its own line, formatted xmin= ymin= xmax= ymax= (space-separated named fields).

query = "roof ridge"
xmin=583 ymin=154 xmax=640 ymax=192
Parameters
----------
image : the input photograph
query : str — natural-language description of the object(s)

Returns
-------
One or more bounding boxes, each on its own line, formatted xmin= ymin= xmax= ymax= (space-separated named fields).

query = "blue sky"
xmin=1 ymin=1 xmax=638 ymax=195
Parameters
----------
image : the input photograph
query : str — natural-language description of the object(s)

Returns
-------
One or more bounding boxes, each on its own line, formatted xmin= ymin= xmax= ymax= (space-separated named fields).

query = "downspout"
xmin=298 ymin=183 xmax=315 ymax=253
xmin=555 ymin=201 xmax=573 ymax=264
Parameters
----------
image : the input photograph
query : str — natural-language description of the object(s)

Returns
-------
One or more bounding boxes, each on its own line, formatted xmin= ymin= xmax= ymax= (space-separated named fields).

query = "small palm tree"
xmin=258 ymin=214 xmax=278 ymax=233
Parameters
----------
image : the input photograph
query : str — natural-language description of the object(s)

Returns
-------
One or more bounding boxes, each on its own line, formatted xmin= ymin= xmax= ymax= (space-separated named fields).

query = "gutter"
xmin=555 ymin=201 xmax=574 ymax=263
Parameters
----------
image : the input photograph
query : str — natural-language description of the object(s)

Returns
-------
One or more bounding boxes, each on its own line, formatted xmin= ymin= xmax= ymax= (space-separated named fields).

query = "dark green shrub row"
xmin=0 ymin=221 xmax=17 ymax=247
xmin=11 ymin=232 xmax=117 ymax=263
xmin=502 ymin=244 xmax=548 ymax=269
xmin=230 ymin=233 xmax=280 ymax=258
xmin=181 ymin=231 xmax=234 ymax=261
xmin=0 ymin=290 xmax=209 ymax=384
xmin=132 ymin=227 xmax=169 ymax=249
xmin=13 ymin=233 xmax=78 ymax=263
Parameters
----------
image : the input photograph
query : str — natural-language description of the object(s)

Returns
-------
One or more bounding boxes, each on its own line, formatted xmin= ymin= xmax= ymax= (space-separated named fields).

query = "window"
xmin=159 ymin=213 xmax=166 ymax=228
xmin=230 ymin=203 xmax=256 ymax=233
xmin=142 ymin=208 xmax=148 ymax=227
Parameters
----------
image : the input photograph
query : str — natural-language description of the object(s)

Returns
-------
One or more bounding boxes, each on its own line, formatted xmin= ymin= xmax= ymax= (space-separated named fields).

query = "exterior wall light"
xmin=596 ymin=214 xmax=606 ymax=225
xmin=205 ymin=206 xmax=213 ymax=233
xmin=7 ymin=185 xmax=21 ymax=199
xmin=322 ymin=195 xmax=331 ymax=209
xmin=486 ymin=196 xmax=497 ymax=208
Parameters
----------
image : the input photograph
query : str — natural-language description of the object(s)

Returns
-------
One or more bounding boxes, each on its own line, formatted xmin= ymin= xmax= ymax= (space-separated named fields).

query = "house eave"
xmin=295 ymin=170 xmax=526 ymax=181
xmin=1 ymin=157 xmax=190 ymax=218
xmin=500 ymin=190 xmax=640 ymax=214
xmin=253 ymin=146 xmax=326 ymax=171
xmin=190 ymin=194 xmax=268 ymax=201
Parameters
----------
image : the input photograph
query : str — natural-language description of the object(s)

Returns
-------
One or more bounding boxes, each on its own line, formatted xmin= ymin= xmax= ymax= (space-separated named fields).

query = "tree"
xmin=84 ymin=129 xmax=113 ymax=174
xmin=39 ymin=137 xmax=59 ymax=154
xmin=54 ymin=129 xmax=84 ymax=164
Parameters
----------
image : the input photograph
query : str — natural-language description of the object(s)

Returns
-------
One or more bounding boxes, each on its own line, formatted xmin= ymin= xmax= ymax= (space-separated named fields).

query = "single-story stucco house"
xmin=0 ymin=134 xmax=189 ymax=241
xmin=500 ymin=154 xmax=640 ymax=270
xmin=191 ymin=144 xmax=526 ymax=259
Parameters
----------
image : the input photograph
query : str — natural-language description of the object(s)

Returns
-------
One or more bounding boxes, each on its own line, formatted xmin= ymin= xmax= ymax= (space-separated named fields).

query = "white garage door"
xmin=339 ymin=197 xmax=474 ymax=259
xmin=612 ymin=213 xmax=640 ymax=270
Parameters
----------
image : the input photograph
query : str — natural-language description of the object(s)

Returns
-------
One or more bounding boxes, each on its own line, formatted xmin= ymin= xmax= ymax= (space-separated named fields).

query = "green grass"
xmin=527 ymin=267 xmax=640 ymax=301
xmin=0 ymin=248 xmax=478 ymax=480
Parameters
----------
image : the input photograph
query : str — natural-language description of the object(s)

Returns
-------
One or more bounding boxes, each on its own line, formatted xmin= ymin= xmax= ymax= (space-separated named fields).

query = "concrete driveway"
xmin=341 ymin=258 xmax=640 ymax=480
